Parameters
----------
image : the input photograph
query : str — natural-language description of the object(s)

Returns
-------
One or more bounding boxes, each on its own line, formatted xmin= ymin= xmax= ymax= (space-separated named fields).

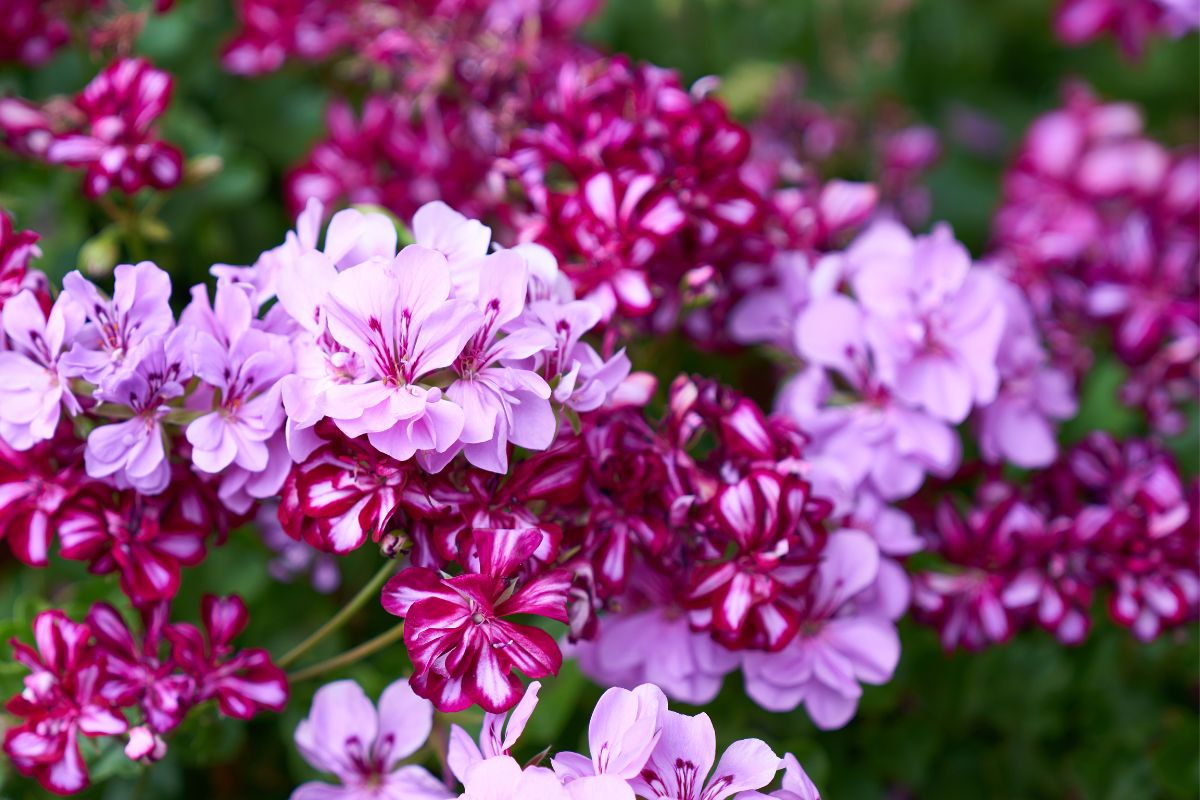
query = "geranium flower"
xmin=292 ymin=677 xmax=450 ymax=800
xmin=382 ymin=529 xmax=571 ymax=712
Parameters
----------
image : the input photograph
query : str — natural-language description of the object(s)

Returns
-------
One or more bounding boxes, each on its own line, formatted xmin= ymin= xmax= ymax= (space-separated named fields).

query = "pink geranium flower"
xmin=741 ymin=531 xmax=901 ymax=729
xmin=630 ymin=706 xmax=781 ymax=800
xmin=83 ymin=330 xmax=192 ymax=495
xmin=61 ymin=262 xmax=174 ymax=387
xmin=430 ymin=251 xmax=556 ymax=473
xmin=849 ymin=221 xmax=1007 ymax=424
xmin=320 ymin=245 xmax=481 ymax=461
xmin=551 ymin=684 xmax=667 ymax=782
xmin=291 ymin=677 xmax=450 ymax=800
xmin=0 ymin=289 xmax=83 ymax=450
xmin=182 ymin=281 xmax=293 ymax=477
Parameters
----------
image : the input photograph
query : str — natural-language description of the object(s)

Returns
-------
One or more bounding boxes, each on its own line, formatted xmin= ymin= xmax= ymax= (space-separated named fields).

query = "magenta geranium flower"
xmin=3 ymin=612 xmax=127 ymax=796
xmin=57 ymin=488 xmax=209 ymax=604
xmin=382 ymin=529 xmax=571 ymax=712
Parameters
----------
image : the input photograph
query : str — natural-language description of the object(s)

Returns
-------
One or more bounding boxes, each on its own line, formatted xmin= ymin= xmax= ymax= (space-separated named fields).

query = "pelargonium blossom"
xmin=83 ymin=330 xmax=192 ymax=495
xmin=292 ymin=677 xmax=449 ymax=800
xmin=44 ymin=58 xmax=183 ymax=197
xmin=1055 ymin=0 xmax=1200 ymax=57
xmin=181 ymin=280 xmax=294 ymax=505
xmin=5 ymin=596 xmax=284 ymax=796
xmin=382 ymin=528 xmax=571 ymax=712
xmin=911 ymin=433 xmax=1199 ymax=650
xmin=740 ymin=530 xmax=901 ymax=729
xmin=992 ymin=84 xmax=1197 ymax=434
xmin=3 ymin=612 xmax=127 ymax=796
xmin=0 ymin=290 xmax=83 ymax=450
xmin=61 ymin=262 xmax=175 ymax=387
xmin=290 ymin=678 xmax=813 ymax=800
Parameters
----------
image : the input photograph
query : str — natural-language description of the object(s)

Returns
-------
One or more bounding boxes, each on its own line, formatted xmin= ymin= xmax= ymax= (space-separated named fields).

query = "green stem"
xmin=287 ymin=622 xmax=406 ymax=684
xmin=278 ymin=558 xmax=398 ymax=669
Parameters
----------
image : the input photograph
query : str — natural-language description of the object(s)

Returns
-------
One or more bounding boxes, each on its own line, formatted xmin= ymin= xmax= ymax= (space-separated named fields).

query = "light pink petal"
xmin=377 ymin=678 xmax=435 ymax=767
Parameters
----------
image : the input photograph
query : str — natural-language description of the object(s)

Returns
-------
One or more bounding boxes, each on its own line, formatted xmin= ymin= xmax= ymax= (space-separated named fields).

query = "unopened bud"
xmin=379 ymin=532 xmax=408 ymax=559
xmin=184 ymin=154 xmax=224 ymax=184
xmin=125 ymin=725 xmax=167 ymax=763
xmin=79 ymin=227 xmax=120 ymax=277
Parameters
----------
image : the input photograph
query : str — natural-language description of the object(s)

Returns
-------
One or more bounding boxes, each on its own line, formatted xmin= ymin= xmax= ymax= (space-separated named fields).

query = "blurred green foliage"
xmin=0 ymin=1 xmax=1196 ymax=798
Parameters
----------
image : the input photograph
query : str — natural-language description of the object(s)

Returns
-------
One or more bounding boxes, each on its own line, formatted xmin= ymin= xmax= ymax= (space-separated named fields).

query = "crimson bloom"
xmin=3 ymin=612 xmax=127 ymax=796
xmin=45 ymin=58 xmax=183 ymax=197
xmin=382 ymin=528 xmax=571 ymax=713
xmin=165 ymin=595 xmax=289 ymax=720
xmin=57 ymin=488 xmax=209 ymax=605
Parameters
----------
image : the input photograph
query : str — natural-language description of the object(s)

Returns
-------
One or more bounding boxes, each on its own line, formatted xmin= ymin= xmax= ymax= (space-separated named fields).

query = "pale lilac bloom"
xmin=572 ymin=606 xmax=740 ymax=706
xmin=630 ymin=707 xmax=781 ymax=800
xmin=292 ymin=677 xmax=451 ymax=800
xmin=776 ymin=367 xmax=959 ymax=503
xmin=847 ymin=490 xmax=924 ymax=558
xmin=274 ymin=248 xmax=362 ymax=460
xmin=741 ymin=530 xmax=901 ymax=730
xmin=84 ymin=330 xmax=192 ymax=495
xmin=412 ymin=201 xmax=496 ymax=299
xmin=181 ymin=281 xmax=293 ymax=476
xmin=424 ymin=251 xmax=555 ymax=473
xmin=976 ymin=276 xmax=1077 ymax=468
xmin=848 ymin=221 xmax=1006 ymax=424
xmin=323 ymin=206 xmax=398 ymax=270
xmin=551 ymin=684 xmax=666 ymax=782
xmin=0 ymin=290 xmax=83 ymax=449
xmin=727 ymin=251 xmax=815 ymax=350
xmin=519 ymin=294 xmax=630 ymax=414
xmin=60 ymin=262 xmax=174 ymax=386
xmin=319 ymin=245 xmax=481 ymax=461
xmin=458 ymin=758 xmax=633 ymax=800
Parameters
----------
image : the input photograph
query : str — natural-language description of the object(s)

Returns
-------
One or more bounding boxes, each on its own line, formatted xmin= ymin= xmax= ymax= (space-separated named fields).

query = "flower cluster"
xmin=291 ymin=677 xmax=819 ymax=800
xmin=280 ymin=0 xmax=597 ymax=221
xmin=992 ymin=84 xmax=1198 ymax=434
xmin=911 ymin=433 xmax=1199 ymax=650
xmin=501 ymin=56 xmax=768 ymax=325
xmin=0 ymin=199 xmax=628 ymax=603
xmin=4 ymin=596 xmax=286 ymax=795
xmin=1055 ymin=0 xmax=1199 ymax=57
xmin=224 ymin=0 xmax=597 ymax=77
xmin=731 ymin=219 xmax=1076 ymax=539
xmin=561 ymin=378 xmax=905 ymax=729
xmin=0 ymin=57 xmax=183 ymax=197
xmin=0 ymin=1 xmax=174 ymax=67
